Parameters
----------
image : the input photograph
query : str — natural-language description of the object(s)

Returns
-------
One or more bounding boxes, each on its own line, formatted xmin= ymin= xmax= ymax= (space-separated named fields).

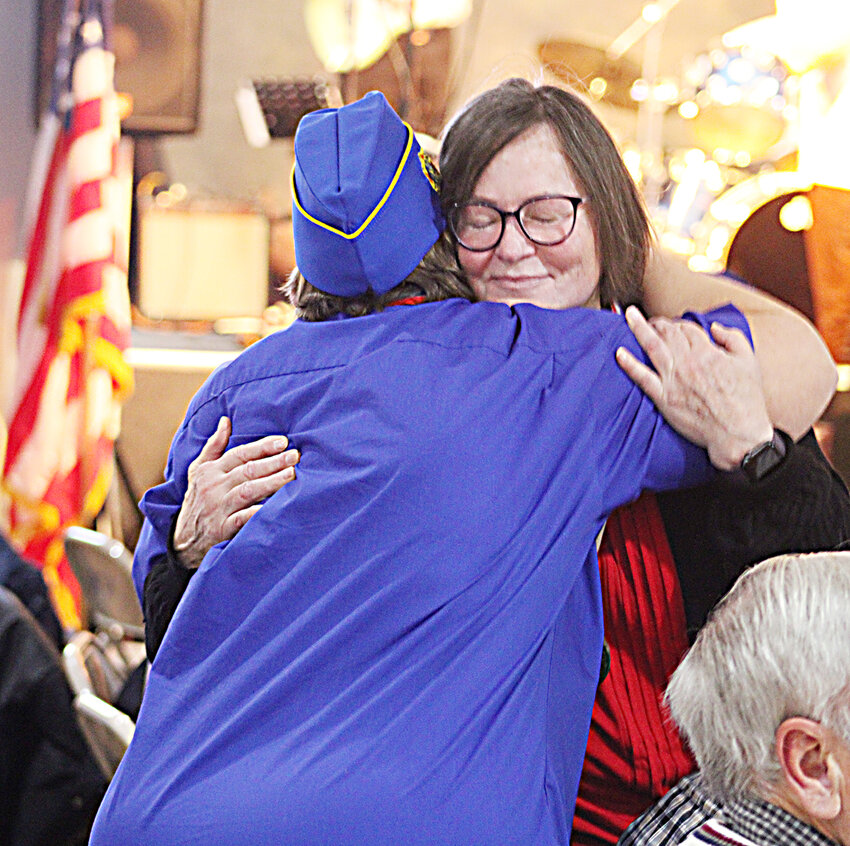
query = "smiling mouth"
xmin=491 ymin=276 xmax=545 ymax=287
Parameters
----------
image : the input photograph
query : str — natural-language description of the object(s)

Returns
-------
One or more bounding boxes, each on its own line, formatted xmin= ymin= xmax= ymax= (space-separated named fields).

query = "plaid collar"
xmin=719 ymin=798 xmax=837 ymax=846
xmin=620 ymin=772 xmax=720 ymax=846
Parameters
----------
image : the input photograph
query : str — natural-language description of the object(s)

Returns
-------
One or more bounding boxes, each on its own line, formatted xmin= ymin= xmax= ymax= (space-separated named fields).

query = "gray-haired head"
xmin=666 ymin=551 xmax=850 ymax=804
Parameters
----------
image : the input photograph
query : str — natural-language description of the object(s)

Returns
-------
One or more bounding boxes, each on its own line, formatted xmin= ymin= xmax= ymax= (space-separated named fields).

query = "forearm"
xmin=141 ymin=421 xmax=300 ymax=659
xmin=659 ymin=430 xmax=850 ymax=636
xmin=143 ymin=525 xmax=195 ymax=662
xmin=642 ymin=250 xmax=837 ymax=438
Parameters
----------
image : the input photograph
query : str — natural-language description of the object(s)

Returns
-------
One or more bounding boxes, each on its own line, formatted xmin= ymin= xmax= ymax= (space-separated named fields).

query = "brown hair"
xmin=438 ymin=78 xmax=650 ymax=309
xmin=284 ymin=240 xmax=474 ymax=321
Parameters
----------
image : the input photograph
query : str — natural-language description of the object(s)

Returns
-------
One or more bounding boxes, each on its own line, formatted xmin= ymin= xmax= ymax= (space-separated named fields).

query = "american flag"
xmin=0 ymin=0 xmax=133 ymax=628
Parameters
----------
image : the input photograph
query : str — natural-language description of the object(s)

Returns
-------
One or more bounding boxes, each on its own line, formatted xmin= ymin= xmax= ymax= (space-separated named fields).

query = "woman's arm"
xmin=642 ymin=250 xmax=837 ymax=439
xmin=658 ymin=429 xmax=850 ymax=639
xmin=141 ymin=419 xmax=299 ymax=660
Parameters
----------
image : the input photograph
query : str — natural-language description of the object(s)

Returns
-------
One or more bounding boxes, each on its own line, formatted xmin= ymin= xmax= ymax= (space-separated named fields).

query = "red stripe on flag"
xmin=52 ymin=261 xmax=110 ymax=315
xmin=3 ymin=342 xmax=57 ymax=469
xmin=69 ymin=179 xmax=102 ymax=220
xmin=16 ymin=133 xmax=70 ymax=332
xmin=71 ymin=97 xmax=103 ymax=137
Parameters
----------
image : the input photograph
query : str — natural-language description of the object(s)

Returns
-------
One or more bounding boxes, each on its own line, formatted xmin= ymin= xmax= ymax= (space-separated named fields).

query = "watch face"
xmin=742 ymin=432 xmax=786 ymax=482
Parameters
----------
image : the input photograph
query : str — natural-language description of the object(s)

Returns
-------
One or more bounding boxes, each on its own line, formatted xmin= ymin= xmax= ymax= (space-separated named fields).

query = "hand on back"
xmin=173 ymin=417 xmax=300 ymax=569
xmin=616 ymin=305 xmax=774 ymax=471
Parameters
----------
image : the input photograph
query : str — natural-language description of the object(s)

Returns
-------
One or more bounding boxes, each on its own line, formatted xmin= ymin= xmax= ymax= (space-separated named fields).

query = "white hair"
xmin=665 ymin=551 xmax=850 ymax=803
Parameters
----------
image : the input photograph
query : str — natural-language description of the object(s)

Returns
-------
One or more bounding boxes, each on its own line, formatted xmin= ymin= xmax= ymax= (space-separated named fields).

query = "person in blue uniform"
xmin=90 ymin=92 xmax=766 ymax=845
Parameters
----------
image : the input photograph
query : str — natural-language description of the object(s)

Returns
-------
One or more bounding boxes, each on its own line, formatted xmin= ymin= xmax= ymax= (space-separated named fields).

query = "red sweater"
xmin=572 ymin=493 xmax=695 ymax=845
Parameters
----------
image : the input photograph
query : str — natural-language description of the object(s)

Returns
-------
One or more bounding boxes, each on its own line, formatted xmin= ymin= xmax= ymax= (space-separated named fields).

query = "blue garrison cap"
xmin=291 ymin=91 xmax=445 ymax=296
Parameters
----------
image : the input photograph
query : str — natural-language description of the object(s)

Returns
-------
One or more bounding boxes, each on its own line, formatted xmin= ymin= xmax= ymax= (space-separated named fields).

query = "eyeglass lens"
xmin=451 ymin=196 xmax=580 ymax=251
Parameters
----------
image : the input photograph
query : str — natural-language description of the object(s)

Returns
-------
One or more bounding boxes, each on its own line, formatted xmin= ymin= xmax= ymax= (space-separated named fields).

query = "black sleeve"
xmin=3 ymin=560 xmax=65 ymax=652
xmin=0 ymin=534 xmax=65 ymax=651
xmin=142 ymin=516 xmax=195 ymax=662
xmin=657 ymin=429 xmax=850 ymax=640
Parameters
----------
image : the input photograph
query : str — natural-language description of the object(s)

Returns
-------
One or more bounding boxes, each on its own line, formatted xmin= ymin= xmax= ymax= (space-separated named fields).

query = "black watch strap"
xmin=740 ymin=429 xmax=787 ymax=483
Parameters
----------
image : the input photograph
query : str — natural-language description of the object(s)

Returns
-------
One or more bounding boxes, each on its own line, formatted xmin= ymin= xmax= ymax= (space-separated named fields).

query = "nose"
xmin=494 ymin=215 xmax=535 ymax=262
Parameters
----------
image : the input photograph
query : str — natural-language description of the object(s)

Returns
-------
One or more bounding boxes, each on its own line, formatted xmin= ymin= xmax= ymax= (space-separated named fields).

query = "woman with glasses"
xmin=138 ymin=81 xmax=848 ymax=844
xmin=435 ymin=78 xmax=849 ymax=845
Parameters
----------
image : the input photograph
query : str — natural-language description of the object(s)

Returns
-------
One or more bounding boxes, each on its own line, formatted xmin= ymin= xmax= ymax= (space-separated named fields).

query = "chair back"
xmin=73 ymin=690 xmax=135 ymax=779
xmin=63 ymin=526 xmax=144 ymax=639
xmin=62 ymin=637 xmax=95 ymax=696
xmin=65 ymin=630 xmax=128 ymax=702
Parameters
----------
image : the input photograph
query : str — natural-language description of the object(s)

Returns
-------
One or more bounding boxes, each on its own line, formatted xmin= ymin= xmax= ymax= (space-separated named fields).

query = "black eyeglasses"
xmin=448 ymin=195 xmax=585 ymax=252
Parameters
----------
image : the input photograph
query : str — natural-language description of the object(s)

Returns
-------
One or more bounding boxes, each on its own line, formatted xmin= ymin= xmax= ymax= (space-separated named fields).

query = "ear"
xmin=776 ymin=717 xmax=842 ymax=821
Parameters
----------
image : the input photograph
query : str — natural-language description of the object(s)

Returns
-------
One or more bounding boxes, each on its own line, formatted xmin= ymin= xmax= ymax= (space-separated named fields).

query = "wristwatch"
xmin=740 ymin=429 xmax=787 ymax=483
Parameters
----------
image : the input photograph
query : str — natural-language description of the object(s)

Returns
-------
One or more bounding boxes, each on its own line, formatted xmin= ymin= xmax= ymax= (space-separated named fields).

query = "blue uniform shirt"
xmin=93 ymin=299 xmax=748 ymax=845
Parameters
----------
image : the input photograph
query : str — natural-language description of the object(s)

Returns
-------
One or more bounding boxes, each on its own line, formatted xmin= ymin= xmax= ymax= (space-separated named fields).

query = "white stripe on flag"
xmin=63 ymin=207 xmax=113 ymax=268
xmin=6 ymin=354 xmax=80 ymax=501
xmin=68 ymin=126 xmax=114 ymax=185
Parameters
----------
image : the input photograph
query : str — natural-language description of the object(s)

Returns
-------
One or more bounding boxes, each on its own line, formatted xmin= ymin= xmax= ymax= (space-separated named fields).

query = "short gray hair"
xmin=666 ymin=552 xmax=850 ymax=803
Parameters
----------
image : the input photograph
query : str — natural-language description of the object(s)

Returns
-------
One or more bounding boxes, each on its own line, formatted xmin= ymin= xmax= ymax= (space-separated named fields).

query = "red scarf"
xmin=386 ymin=295 xmax=427 ymax=307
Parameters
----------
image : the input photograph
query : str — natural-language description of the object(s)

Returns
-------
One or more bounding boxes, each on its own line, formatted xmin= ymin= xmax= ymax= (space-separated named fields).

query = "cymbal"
xmin=687 ymin=104 xmax=786 ymax=159
xmin=538 ymin=39 xmax=641 ymax=110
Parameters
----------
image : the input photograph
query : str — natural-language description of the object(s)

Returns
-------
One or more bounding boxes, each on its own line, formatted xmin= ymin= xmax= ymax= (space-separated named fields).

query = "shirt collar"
xmin=721 ymin=797 xmax=838 ymax=846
